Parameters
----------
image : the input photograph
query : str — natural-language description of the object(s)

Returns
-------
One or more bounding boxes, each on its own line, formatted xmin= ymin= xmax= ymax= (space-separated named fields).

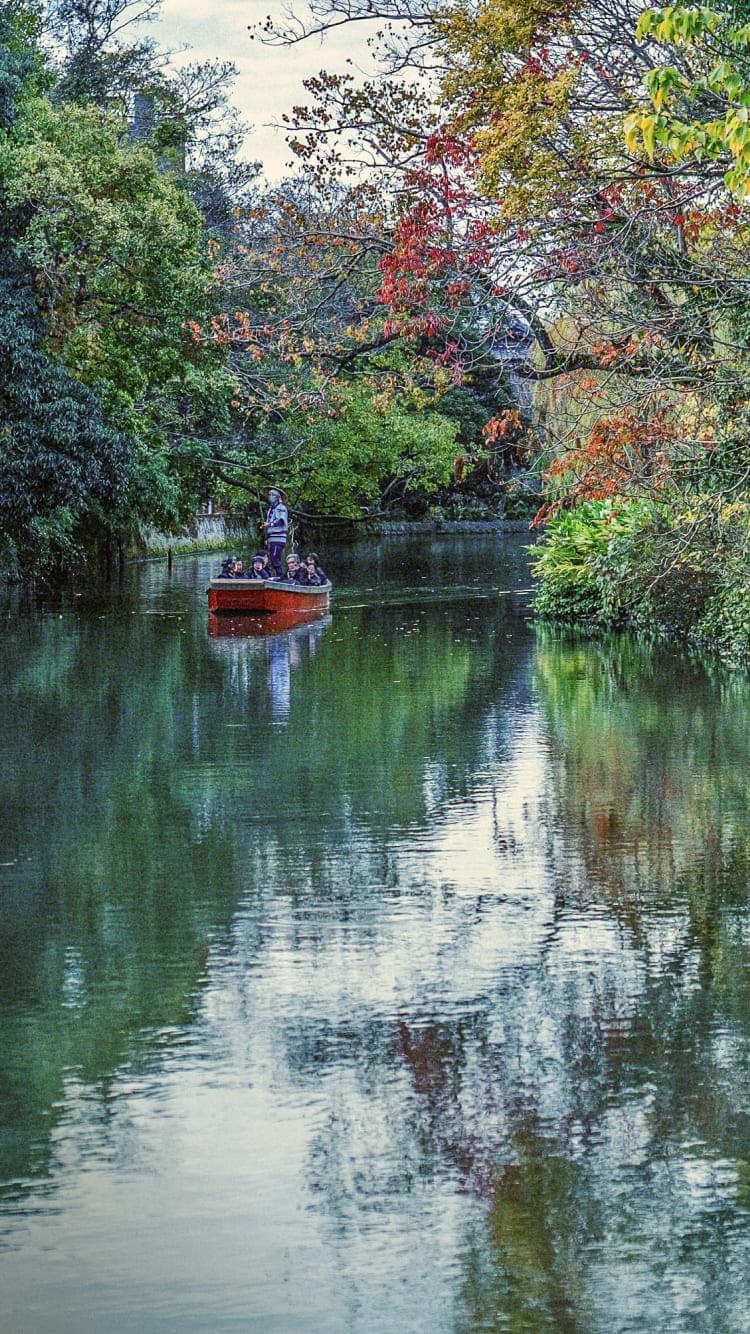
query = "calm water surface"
xmin=1 ymin=535 xmax=750 ymax=1333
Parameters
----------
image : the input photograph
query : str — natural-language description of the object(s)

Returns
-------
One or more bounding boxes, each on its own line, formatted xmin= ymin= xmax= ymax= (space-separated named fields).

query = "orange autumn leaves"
xmin=535 ymin=407 xmax=675 ymax=524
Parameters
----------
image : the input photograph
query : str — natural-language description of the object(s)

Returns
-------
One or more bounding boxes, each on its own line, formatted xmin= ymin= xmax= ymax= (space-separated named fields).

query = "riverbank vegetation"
xmin=0 ymin=0 xmax=527 ymax=581
xmin=6 ymin=0 xmax=750 ymax=663
xmin=251 ymin=0 xmax=750 ymax=662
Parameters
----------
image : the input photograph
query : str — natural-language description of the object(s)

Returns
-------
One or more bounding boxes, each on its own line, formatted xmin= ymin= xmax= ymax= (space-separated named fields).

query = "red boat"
xmin=207 ymin=577 xmax=332 ymax=615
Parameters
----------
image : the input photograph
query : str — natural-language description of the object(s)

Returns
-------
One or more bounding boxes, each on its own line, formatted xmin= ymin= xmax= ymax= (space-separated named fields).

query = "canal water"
xmin=1 ymin=535 xmax=749 ymax=1333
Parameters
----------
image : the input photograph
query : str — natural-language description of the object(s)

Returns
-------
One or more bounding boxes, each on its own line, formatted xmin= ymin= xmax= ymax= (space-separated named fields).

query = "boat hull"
xmin=207 ymin=578 xmax=331 ymax=614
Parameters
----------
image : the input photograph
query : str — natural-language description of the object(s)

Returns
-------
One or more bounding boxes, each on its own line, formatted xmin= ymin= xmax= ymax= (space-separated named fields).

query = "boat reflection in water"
xmin=207 ymin=606 xmax=330 ymax=638
xmin=207 ymin=609 xmax=332 ymax=726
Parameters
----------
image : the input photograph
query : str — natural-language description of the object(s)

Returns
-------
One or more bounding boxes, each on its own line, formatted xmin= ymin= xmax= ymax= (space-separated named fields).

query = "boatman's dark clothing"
xmin=268 ymin=543 xmax=285 ymax=578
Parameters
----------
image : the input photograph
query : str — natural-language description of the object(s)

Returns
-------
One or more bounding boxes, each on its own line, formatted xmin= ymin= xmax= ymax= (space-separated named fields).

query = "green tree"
xmin=259 ymin=382 xmax=461 ymax=517
xmin=0 ymin=0 xmax=130 ymax=576
xmin=0 ymin=89 xmax=233 ymax=529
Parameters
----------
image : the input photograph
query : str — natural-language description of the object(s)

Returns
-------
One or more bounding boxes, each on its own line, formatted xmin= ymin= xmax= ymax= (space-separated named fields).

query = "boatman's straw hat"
xmin=265 ymin=486 xmax=288 ymax=502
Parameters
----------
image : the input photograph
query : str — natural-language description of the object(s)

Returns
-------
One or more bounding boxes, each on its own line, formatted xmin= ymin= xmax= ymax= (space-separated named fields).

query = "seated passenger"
xmin=303 ymin=553 xmax=327 ymax=586
xmin=220 ymin=556 xmax=237 ymax=578
xmin=232 ymin=559 xmax=246 ymax=578
xmin=284 ymin=553 xmax=304 ymax=582
xmin=250 ymin=554 xmax=272 ymax=579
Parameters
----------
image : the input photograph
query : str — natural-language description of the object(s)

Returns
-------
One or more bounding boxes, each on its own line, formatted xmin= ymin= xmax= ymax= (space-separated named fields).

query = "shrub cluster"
xmin=532 ymin=497 xmax=750 ymax=665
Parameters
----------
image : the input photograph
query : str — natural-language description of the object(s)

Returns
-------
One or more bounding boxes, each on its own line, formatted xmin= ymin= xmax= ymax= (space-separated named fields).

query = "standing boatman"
xmin=260 ymin=487 xmax=288 ymax=579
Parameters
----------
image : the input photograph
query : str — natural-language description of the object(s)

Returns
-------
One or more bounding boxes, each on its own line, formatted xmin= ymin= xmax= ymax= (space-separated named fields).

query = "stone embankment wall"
xmin=376 ymin=519 xmax=530 ymax=534
xmin=139 ymin=511 xmax=248 ymax=555
xmin=139 ymin=512 xmax=532 ymax=558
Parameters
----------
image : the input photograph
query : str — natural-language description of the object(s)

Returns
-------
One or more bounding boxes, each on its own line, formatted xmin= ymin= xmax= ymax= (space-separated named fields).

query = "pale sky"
xmin=151 ymin=0 xmax=379 ymax=180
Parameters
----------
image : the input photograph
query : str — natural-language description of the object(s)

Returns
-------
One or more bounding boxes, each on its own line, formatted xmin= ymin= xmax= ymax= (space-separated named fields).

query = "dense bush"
xmin=531 ymin=501 xmax=643 ymax=627
xmin=596 ymin=502 xmax=723 ymax=635
xmin=692 ymin=588 xmax=750 ymax=665
xmin=533 ymin=495 xmax=750 ymax=665
xmin=0 ymin=256 xmax=131 ymax=576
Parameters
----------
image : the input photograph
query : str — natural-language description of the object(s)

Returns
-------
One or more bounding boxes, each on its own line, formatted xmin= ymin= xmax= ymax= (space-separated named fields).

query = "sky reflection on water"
xmin=1 ymin=537 xmax=750 ymax=1332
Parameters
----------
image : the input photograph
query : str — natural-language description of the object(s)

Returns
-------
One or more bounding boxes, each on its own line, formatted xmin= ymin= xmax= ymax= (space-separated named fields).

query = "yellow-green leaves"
xmin=629 ymin=7 xmax=750 ymax=192
xmin=636 ymin=6 xmax=721 ymax=45
xmin=729 ymin=22 xmax=750 ymax=47
xmin=706 ymin=59 xmax=750 ymax=102
xmin=644 ymin=66 xmax=688 ymax=111
xmin=625 ymin=110 xmax=695 ymax=160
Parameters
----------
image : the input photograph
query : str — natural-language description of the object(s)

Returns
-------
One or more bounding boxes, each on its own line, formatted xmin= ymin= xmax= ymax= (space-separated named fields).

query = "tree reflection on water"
xmin=2 ymin=548 xmax=750 ymax=1332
